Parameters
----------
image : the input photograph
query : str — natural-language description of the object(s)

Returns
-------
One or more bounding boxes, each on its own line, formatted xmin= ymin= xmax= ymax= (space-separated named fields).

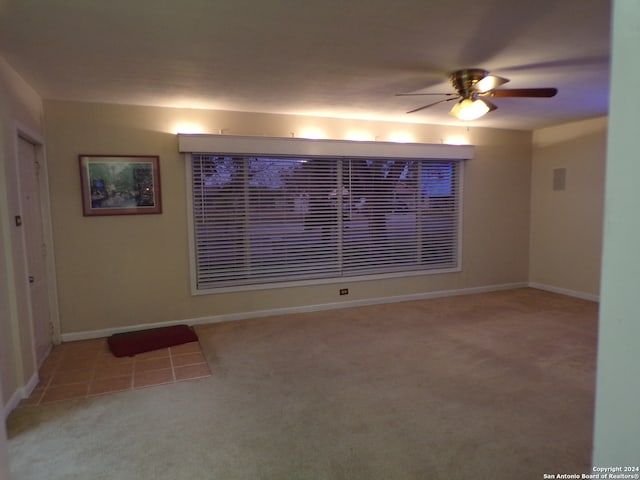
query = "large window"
xmin=190 ymin=150 xmax=463 ymax=291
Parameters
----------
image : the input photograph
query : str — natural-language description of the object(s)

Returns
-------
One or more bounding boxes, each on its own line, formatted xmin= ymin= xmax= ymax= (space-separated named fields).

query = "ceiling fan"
xmin=397 ymin=68 xmax=558 ymax=120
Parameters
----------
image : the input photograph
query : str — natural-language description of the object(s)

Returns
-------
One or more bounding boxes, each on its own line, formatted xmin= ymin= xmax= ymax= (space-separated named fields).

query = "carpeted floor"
xmin=6 ymin=288 xmax=598 ymax=480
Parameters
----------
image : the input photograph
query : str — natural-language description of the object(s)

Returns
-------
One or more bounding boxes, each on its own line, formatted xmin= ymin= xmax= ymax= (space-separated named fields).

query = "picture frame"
xmin=79 ymin=155 xmax=162 ymax=216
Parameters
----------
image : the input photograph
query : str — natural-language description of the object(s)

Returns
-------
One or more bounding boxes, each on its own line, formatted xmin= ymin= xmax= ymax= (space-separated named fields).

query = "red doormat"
xmin=107 ymin=324 xmax=199 ymax=357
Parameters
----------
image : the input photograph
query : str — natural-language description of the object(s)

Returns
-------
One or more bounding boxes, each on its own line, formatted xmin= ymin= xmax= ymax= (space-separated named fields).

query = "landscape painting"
xmin=79 ymin=155 xmax=162 ymax=216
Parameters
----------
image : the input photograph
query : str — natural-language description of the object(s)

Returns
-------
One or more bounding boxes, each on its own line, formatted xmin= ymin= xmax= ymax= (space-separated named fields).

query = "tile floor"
xmin=19 ymin=337 xmax=211 ymax=407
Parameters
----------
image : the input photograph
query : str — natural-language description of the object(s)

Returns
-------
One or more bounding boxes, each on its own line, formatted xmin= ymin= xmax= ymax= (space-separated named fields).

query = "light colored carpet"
xmin=7 ymin=288 xmax=598 ymax=479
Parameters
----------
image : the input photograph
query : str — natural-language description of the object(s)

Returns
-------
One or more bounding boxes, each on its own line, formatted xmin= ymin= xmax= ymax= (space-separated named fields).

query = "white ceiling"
xmin=0 ymin=0 xmax=611 ymax=130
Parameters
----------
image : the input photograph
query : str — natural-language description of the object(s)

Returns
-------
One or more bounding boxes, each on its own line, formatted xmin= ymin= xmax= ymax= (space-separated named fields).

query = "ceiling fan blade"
xmin=475 ymin=75 xmax=509 ymax=93
xmin=484 ymin=88 xmax=558 ymax=98
xmin=407 ymin=96 xmax=459 ymax=114
xmin=396 ymin=92 xmax=458 ymax=97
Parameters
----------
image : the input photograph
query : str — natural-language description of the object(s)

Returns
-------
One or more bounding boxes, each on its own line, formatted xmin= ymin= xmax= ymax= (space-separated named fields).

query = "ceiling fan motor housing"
xmin=450 ymin=68 xmax=488 ymax=98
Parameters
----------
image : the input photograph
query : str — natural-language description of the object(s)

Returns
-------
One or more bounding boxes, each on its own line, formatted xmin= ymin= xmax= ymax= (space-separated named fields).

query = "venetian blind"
xmin=191 ymin=154 xmax=461 ymax=290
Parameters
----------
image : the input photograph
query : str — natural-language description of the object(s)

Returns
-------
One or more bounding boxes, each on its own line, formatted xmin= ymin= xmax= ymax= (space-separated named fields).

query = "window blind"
xmin=191 ymin=154 xmax=461 ymax=290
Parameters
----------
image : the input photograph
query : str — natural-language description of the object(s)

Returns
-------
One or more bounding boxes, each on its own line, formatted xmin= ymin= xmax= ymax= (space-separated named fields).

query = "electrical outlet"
xmin=339 ymin=288 xmax=349 ymax=295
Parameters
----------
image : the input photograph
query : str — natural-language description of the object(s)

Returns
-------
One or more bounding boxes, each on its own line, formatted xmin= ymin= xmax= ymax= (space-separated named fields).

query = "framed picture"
xmin=79 ymin=155 xmax=162 ymax=216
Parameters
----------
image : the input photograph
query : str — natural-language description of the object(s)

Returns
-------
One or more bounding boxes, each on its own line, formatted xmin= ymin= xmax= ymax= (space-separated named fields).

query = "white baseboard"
xmin=528 ymin=282 xmax=600 ymax=302
xmin=3 ymin=372 xmax=39 ymax=420
xmin=60 ymin=282 xmax=529 ymax=342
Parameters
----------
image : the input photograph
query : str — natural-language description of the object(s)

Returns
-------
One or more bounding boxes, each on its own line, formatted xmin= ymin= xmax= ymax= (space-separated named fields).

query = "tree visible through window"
xmin=191 ymin=154 xmax=460 ymax=290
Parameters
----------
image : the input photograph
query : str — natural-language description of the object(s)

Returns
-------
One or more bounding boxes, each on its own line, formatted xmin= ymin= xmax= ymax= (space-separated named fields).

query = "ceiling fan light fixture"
xmin=449 ymin=98 xmax=490 ymax=121
xmin=474 ymin=74 xmax=509 ymax=93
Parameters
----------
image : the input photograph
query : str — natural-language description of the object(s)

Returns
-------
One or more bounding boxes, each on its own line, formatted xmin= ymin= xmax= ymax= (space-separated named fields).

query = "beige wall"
xmin=44 ymin=100 xmax=532 ymax=336
xmin=529 ymin=117 xmax=607 ymax=298
xmin=0 ymin=57 xmax=44 ymax=409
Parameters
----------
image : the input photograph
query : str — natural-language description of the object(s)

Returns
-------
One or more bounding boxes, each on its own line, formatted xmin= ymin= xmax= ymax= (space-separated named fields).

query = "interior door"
xmin=18 ymin=136 xmax=52 ymax=365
